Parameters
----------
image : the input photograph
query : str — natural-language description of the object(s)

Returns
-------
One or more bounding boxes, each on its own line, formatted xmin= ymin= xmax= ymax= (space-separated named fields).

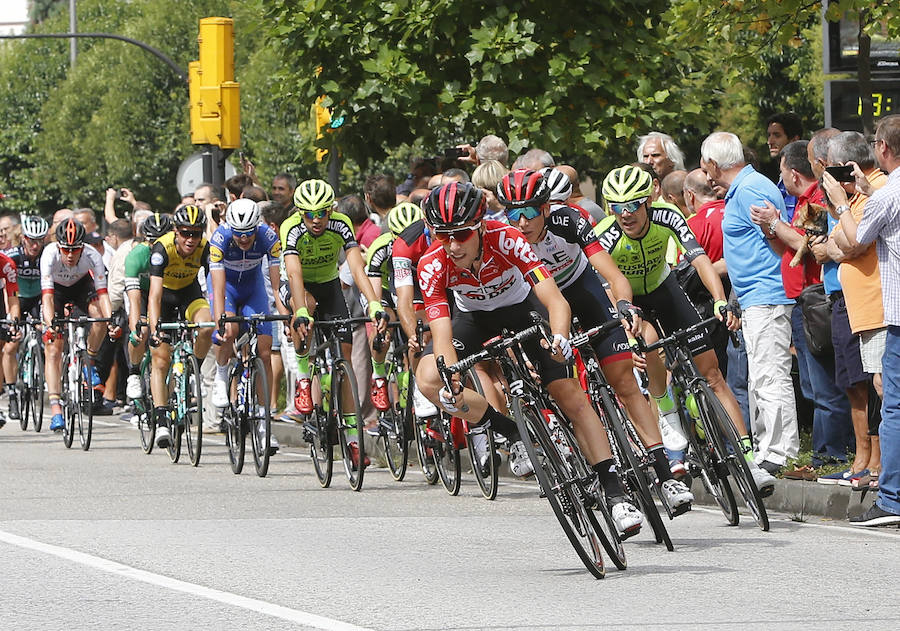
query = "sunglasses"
xmin=59 ymin=245 xmax=83 ymax=254
xmin=178 ymin=229 xmax=202 ymax=239
xmin=304 ymin=209 xmax=329 ymax=220
xmin=506 ymin=206 xmax=542 ymax=222
xmin=609 ymin=197 xmax=648 ymax=215
xmin=432 ymin=222 xmax=481 ymax=245
xmin=233 ymin=228 xmax=256 ymax=239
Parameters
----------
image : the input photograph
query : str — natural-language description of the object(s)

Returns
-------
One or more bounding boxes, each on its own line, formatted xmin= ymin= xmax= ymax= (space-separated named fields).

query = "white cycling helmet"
xmin=225 ymin=198 xmax=261 ymax=232
xmin=541 ymin=167 xmax=573 ymax=202
xmin=21 ymin=215 xmax=49 ymax=240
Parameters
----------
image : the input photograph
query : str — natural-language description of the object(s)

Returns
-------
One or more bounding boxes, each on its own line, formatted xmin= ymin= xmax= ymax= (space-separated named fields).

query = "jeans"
xmin=790 ymin=306 xmax=853 ymax=465
xmin=877 ymin=327 xmax=900 ymax=515
xmin=726 ymin=329 xmax=751 ymax=434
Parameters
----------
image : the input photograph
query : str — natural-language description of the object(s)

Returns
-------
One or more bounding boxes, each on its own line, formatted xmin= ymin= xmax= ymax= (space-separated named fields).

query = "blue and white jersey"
xmin=208 ymin=223 xmax=281 ymax=285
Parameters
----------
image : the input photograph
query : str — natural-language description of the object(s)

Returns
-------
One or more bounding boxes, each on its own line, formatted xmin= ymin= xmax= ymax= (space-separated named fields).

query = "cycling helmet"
xmin=496 ymin=169 xmax=550 ymax=208
xmin=387 ymin=202 xmax=423 ymax=238
xmin=540 ymin=167 xmax=573 ymax=202
xmin=21 ymin=215 xmax=49 ymax=240
xmin=293 ymin=179 xmax=334 ymax=211
xmin=602 ymin=165 xmax=653 ymax=203
xmin=225 ymin=198 xmax=261 ymax=231
xmin=173 ymin=204 xmax=207 ymax=229
xmin=140 ymin=212 xmax=173 ymax=240
xmin=55 ymin=217 xmax=85 ymax=249
xmin=423 ymin=182 xmax=485 ymax=229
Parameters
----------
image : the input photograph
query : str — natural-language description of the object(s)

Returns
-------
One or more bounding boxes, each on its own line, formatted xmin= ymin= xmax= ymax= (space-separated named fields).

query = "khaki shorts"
xmin=859 ymin=327 xmax=887 ymax=374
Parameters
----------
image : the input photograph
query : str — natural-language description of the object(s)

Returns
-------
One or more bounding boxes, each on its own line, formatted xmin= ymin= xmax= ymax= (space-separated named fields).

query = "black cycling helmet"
xmin=496 ymin=169 xmax=550 ymax=208
xmin=55 ymin=217 xmax=85 ymax=249
xmin=173 ymin=204 xmax=206 ymax=229
xmin=422 ymin=182 xmax=485 ymax=230
xmin=141 ymin=212 xmax=173 ymax=240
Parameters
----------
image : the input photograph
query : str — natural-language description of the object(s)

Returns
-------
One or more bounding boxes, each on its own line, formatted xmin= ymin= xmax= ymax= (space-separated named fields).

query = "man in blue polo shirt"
xmin=700 ymin=131 xmax=798 ymax=476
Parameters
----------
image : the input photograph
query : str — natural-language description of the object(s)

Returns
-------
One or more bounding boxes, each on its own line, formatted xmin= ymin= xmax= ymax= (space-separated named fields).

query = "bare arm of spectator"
xmin=104 ymin=188 xmax=119 ymax=224
xmin=750 ymin=201 xmax=803 ymax=255
xmin=241 ymin=154 xmax=261 ymax=187
xmin=455 ymin=143 xmax=478 ymax=165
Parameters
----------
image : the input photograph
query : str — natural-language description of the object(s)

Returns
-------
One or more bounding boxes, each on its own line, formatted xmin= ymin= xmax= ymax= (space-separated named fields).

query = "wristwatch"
xmin=835 ymin=204 xmax=850 ymax=216
xmin=767 ymin=218 xmax=778 ymax=237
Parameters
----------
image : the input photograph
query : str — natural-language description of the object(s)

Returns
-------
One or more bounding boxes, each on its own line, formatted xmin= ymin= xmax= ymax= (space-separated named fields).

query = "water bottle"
xmin=685 ymin=393 xmax=704 ymax=439
xmin=68 ymin=357 xmax=78 ymax=393
xmin=320 ymin=372 xmax=332 ymax=412
xmin=542 ymin=409 xmax=572 ymax=458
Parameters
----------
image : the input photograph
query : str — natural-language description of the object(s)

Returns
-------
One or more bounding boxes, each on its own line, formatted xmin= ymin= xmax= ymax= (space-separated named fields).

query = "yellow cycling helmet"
xmin=387 ymin=202 xmax=423 ymax=238
xmin=602 ymin=165 xmax=653 ymax=203
xmin=293 ymin=179 xmax=335 ymax=211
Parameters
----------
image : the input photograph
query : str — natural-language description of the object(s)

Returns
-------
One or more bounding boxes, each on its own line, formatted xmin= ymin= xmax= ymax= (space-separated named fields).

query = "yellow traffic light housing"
xmin=189 ymin=17 xmax=240 ymax=149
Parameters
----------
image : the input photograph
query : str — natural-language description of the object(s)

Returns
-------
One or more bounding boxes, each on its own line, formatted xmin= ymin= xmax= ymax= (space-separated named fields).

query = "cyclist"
xmin=414 ymin=182 xmax=646 ymax=536
xmin=40 ymin=218 xmax=118 ymax=432
xmin=5 ymin=215 xmax=47 ymax=421
xmin=280 ymin=179 xmax=387 ymax=468
xmin=147 ymin=204 xmax=213 ymax=449
xmin=0 ymin=248 xmax=20 ymax=424
xmin=209 ymin=200 xmax=281 ymax=423
xmin=595 ymin=165 xmax=776 ymax=494
xmin=364 ymin=202 xmax=422 ymax=411
xmin=124 ymin=212 xmax=172 ymax=400
xmin=496 ymin=169 xmax=695 ymax=511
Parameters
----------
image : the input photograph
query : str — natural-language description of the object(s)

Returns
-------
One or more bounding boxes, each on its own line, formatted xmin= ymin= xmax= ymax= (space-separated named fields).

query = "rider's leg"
xmin=191 ymin=304 xmax=213 ymax=360
xmin=695 ymin=349 xmax=752 ymax=450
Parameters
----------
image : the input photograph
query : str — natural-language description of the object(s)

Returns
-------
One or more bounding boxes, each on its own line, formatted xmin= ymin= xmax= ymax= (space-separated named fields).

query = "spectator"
xmin=701 ymin=131 xmax=798 ymax=474
xmin=471 ymin=159 xmax=509 ymax=222
xmin=194 ymin=183 xmax=225 ymax=237
xmin=637 ymin=131 xmax=686 ymax=181
xmin=396 ymin=157 xmax=437 ymax=198
xmin=661 ymin=170 xmax=689 ymax=216
xmin=50 ymin=209 xmax=74 ymax=237
xmin=512 ymin=148 xmax=554 ymax=170
xmin=270 ymin=173 xmax=296 ymax=210
xmin=363 ymin=174 xmax=396 ymax=228
xmin=338 ymin=194 xmax=379 ymax=250
xmin=835 ymin=114 xmax=900 ymax=526
xmin=0 ymin=213 xmax=17 ymax=252
xmin=75 ymin=208 xmax=99 ymax=233
xmin=556 ymin=164 xmax=604 ymax=222
xmin=456 ymin=134 xmax=510 ymax=168
xmin=764 ymin=112 xmax=804 ymax=218
xmin=225 ymin=173 xmax=254 ymax=202
xmin=240 ymin=185 xmax=268 ymax=203
xmin=440 ymin=168 xmax=470 ymax=185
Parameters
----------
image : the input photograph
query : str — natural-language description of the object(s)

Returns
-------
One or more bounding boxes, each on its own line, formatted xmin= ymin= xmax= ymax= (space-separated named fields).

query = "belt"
xmin=829 ymin=290 xmax=843 ymax=300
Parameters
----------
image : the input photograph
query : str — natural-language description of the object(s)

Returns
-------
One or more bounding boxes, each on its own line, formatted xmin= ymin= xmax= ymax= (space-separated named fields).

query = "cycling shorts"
xmin=633 ymin=272 xmax=711 ymax=357
xmin=211 ymin=280 xmax=273 ymax=337
xmin=563 ymin=269 xmax=632 ymax=365
xmin=51 ymin=275 xmax=98 ymax=319
xmin=159 ymin=281 xmax=209 ymax=324
xmin=20 ymin=295 xmax=42 ymax=320
xmin=281 ymin=278 xmax=352 ymax=344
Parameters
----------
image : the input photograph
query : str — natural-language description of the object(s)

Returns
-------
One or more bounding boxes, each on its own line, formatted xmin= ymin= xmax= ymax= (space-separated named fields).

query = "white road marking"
xmin=0 ymin=528 xmax=374 ymax=631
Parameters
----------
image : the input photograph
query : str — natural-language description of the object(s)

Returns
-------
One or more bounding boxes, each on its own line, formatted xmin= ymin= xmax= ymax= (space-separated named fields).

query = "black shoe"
xmin=850 ymin=503 xmax=900 ymax=527
xmin=93 ymin=399 xmax=117 ymax=416
xmin=8 ymin=393 xmax=20 ymax=420
xmin=759 ymin=460 xmax=783 ymax=475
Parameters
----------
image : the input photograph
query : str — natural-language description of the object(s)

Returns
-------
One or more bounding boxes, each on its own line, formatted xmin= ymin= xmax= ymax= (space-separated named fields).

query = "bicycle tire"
xmin=334 ymin=358 xmax=365 ymax=491
xmin=61 ymin=344 xmax=75 ymax=448
xmin=165 ymin=366 xmax=182 ymax=464
xmin=30 ymin=347 xmax=44 ymax=433
xmin=463 ymin=369 xmax=498 ymax=500
xmin=434 ymin=413 xmax=461 ymax=496
xmin=414 ymin=414 xmax=439 ymax=485
xmin=224 ymin=364 xmax=246 ymax=474
xmin=597 ymin=387 xmax=673 ymax=551
xmin=686 ymin=400 xmax=738 ymax=526
xmin=77 ymin=352 xmax=94 ymax=451
xmin=17 ymin=351 xmax=30 ymax=431
xmin=182 ymin=355 xmax=203 ymax=467
xmin=380 ymin=366 xmax=409 ymax=482
xmin=136 ymin=356 xmax=155 ymax=454
xmin=512 ymin=398 xmax=609 ymax=579
xmin=696 ymin=383 xmax=769 ymax=531
xmin=248 ymin=357 xmax=271 ymax=478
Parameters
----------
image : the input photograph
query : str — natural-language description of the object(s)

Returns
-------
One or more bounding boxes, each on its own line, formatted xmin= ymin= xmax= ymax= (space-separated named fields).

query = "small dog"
xmin=789 ymin=202 xmax=829 ymax=267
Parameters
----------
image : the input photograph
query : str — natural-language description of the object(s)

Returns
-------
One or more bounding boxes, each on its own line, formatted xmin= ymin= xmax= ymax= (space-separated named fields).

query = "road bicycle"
xmin=156 ymin=319 xmax=215 ymax=466
xmin=219 ymin=313 xmax=290 ymax=478
xmin=638 ymin=314 xmax=769 ymax=531
xmin=131 ymin=320 xmax=156 ymax=454
xmin=300 ymin=315 xmax=368 ymax=491
xmin=370 ymin=318 xmax=413 ymax=481
xmin=15 ymin=316 xmax=44 ymax=433
xmin=438 ymin=314 xmax=624 ymax=579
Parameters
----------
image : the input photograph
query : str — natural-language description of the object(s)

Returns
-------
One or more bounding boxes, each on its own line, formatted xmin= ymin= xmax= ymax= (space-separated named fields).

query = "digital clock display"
xmin=827 ymin=80 xmax=900 ymax=132
xmin=855 ymin=92 xmax=897 ymax=117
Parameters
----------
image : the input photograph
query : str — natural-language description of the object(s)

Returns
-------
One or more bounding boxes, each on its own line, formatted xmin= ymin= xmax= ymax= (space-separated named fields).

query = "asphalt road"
xmin=1 ymin=415 xmax=898 ymax=630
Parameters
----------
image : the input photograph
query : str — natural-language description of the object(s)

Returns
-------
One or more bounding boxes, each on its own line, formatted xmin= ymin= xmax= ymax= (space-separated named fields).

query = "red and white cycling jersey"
xmin=39 ymin=242 xmax=107 ymax=294
xmin=0 ymin=252 xmax=18 ymax=297
xmin=417 ymin=221 xmax=552 ymax=320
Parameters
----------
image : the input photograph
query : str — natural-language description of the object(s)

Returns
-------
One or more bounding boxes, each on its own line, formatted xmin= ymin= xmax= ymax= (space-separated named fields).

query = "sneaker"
xmin=155 ymin=425 xmax=171 ymax=449
xmin=748 ymin=460 xmax=776 ymax=497
xmin=658 ymin=409 xmax=688 ymax=451
xmin=840 ymin=468 xmax=869 ymax=488
xmin=670 ymin=459 xmax=687 ymax=480
xmin=759 ymin=460 xmax=783 ymax=475
xmin=370 ymin=377 xmax=390 ymax=411
xmin=508 ymin=440 xmax=535 ymax=478
xmin=50 ymin=413 xmax=65 ymax=432
xmin=126 ymin=374 xmax=143 ymax=400
xmin=412 ymin=384 xmax=437 ymax=418
xmin=295 ymin=378 xmax=313 ymax=415
xmin=850 ymin=503 xmax=900 ymax=527
xmin=348 ymin=441 xmax=370 ymax=471
xmin=609 ymin=498 xmax=644 ymax=537
xmin=660 ymin=478 xmax=694 ymax=511
xmin=7 ymin=392 xmax=19 ymax=420
xmin=211 ymin=378 xmax=229 ymax=409
xmin=94 ymin=399 xmax=116 ymax=416
xmin=817 ymin=468 xmax=853 ymax=485
xmin=268 ymin=433 xmax=280 ymax=456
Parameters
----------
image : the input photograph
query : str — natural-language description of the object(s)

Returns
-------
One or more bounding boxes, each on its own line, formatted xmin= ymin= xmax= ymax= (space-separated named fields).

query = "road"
xmin=1 ymin=415 xmax=897 ymax=630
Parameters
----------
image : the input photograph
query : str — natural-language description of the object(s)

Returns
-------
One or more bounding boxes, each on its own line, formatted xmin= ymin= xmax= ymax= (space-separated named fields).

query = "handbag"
xmin=796 ymin=283 xmax=833 ymax=357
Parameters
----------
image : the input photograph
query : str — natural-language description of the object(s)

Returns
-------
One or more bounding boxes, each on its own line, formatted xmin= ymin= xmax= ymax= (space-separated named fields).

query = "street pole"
xmin=69 ymin=0 xmax=76 ymax=68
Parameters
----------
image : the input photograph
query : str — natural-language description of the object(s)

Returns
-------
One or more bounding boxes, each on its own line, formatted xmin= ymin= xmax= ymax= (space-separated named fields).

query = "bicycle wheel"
xmin=248 ymin=358 xmax=271 ymax=478
xmin=513 ymin=398 xmax=611 ymax=579
xmin=333 ymin=358 xmax=366 ymax=491
xmin=686 ymin=398 xmax=738 ymax=526
xmin=29 ymin=347 xmax=44 ymax=433
xmin=165 ymin=368 xmax=182 ymax=464
xmin=224 ymin=363 xmax=246 ymax=474
xmin=136 ymin=357 xmax=155 ymax=454
xmin=76 ymin=352 xmax=94 ymax=451
xmin=597 ymin=387 xmax=673 ymax=551
xmin=182 ymin=355 xmax=203 ymax=467
xmin=695 ymin=383 xmax=769 ymax=531
xmin=463 ymin=369 xmax=498 ymax=500
xmin=380 ymin=366 xmax=409 ymax=482
xmin=61 ymin=348 xmax=75 ymax=449
xmin=414 ymin=414 xmax=439 ymax=485
xmin=434 ymin=413 xmax=462 ymax=496
xmin=17 ymin=352 xmax=30 ymax=431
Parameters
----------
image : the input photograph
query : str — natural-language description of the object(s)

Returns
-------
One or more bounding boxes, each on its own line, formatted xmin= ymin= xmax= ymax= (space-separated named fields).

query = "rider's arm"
xmin=147 ymin=275 xmax=163 ymax=335
xmin=395 ymin=284 xmax=417 ymax=344
xmin=127 ymin=288 xmax=142 ymax=333
xmin=532 ymin=277 xmax=571 ymax=339
xmin=346 ymin=246 xmax=379 ymax=310
xmin=429 ymin=315 xmax=458 ymax=367
xmin=689 ymin=253 xmax=727 ymax=304
xmin=6 ymin=293 xmax=20 ymax=323
xmin=39 ymin=246 xmax=56 ymax=328
xmin=210 ymin=267 xmax=226 ymax=324
xmin=587 ymin=250 xmax=632 ymax=303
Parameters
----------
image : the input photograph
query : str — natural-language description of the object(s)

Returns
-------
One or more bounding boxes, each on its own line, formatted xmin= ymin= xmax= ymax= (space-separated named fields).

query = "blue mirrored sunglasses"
xmin=304 ymin=209 xmax=329 ymax=220
xmin=608 ymin=197 xmax=648 ymax=215
xmin=233 ymin=228 xmax=256 ymax=238
xmin=506 ymin=206 xmax=542 ymax=222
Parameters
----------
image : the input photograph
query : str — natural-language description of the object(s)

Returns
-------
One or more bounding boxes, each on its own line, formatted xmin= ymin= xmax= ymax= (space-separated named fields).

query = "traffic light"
xmin=189 ymin=17 xmax=240 ymax=149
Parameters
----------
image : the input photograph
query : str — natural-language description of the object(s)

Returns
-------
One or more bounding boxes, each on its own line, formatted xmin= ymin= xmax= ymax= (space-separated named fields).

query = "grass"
xmin=781 ymin=427 xmax=852 ymax=478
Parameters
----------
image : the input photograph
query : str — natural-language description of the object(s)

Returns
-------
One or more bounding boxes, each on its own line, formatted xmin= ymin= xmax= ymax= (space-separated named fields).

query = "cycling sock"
xmin=344 ymin=414 xmax=357 ymax=441
xmin=50 ymin=397 xmax=61 ymax=415
xmin=371 ymin=360 xmax=387 ymax=378
xmin=5 ymin=382 xmax=14 ymax=394
xmin=655 ymin=392 xmax=676 ymax=414
xmin=128 ymin=365 xmax=140 ymax=376
xmin=592 ymin=459 xmax=625 ymax=499
xmin=154 ymin=406 xmax=168 ymax=427
xmin=216 ymin=362 xmax=228 ymax=381
xmin=477 ymin=406 xmax=519 ymax=443
xmin=740 ymin=435 xmax=754 ymax=462
xmin=649 ymin=446 xmax=673 ymax=482
xmin=296 ymin=353 xmax=309 ymax=379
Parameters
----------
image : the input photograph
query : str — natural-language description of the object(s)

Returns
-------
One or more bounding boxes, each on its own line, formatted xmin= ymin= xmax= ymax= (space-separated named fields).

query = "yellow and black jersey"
xmin=149 ymin=232 xmax=210 ymax=290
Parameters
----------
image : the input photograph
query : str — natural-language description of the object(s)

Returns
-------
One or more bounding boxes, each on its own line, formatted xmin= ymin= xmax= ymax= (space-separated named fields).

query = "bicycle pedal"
xmin=671 ymin=502 xmax=691 ymax=518
xmin=618 ymin=525 xmax=642 ymax=541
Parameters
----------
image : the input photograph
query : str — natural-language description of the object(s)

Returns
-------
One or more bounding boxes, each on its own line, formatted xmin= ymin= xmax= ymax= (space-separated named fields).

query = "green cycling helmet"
xmin=387 ymin=202 xmax=423 ymax=238
xmin=602 ymin=165 xmax=653 ymax=203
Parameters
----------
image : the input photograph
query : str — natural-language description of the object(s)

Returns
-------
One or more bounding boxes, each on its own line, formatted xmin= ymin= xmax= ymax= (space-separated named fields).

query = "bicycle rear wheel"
xmin=513 ymin=398 xmax=610 ymax=579
xmin=76 ymin=352 xmax=94 ymax=451
xmin=696 ymin=383 xmax=769 ymax=531
xmin=248 ymin=358 xmax=271 ymax=478
xmin=334 ymin=359 xmax=365 ymax=491
xmin=182 ymin=355 xmax=203 ymax=467
xmin=380 ymin=367 xmax=409 ymax=482
xmin=414 ymin=414 xmax=439 ymax=485
xmin=434 ymin=414 xmax=462 ymax=496
xmin=29 ymin=348 xmax=44 ymax=433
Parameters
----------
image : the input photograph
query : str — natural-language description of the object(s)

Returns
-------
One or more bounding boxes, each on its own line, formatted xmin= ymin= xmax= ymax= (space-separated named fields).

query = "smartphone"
xmin=444 ymin=147 xmax=467 ymax=159
xmin=825 ymin=165 xmax=854 ymax=182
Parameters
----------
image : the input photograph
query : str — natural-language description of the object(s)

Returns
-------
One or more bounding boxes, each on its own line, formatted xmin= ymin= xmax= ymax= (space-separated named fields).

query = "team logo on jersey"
xmin=419 ymin=257 xmax=443 ymax=296
xmin=497 ymin=231 xmax=539 ymax=264
xmin=426 ymin=305 xmax=443 ymax=321
xmin=150 ymin=252 xmax=165 ymax=266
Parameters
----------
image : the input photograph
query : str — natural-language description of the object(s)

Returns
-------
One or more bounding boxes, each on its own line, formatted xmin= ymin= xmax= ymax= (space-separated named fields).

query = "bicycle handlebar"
xmin=637 ymin=314 xmax=720 ymax=354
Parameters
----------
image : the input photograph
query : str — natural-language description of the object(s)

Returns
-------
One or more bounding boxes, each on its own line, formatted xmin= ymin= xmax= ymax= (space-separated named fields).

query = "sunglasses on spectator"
xmin=304 ymin=209 xmax=329 ymax=220
xmin=233 ymin=228 xmax=256 ymax=239
xmin=178 ymin=229 xmax=202 ymax=239
xmin=609 ymin=197 xmax=648 ymax=215
xmin=506 ymin=206 xmax=542 ymax=222
xmin=432 ymin=222 xmax=481 ymax=245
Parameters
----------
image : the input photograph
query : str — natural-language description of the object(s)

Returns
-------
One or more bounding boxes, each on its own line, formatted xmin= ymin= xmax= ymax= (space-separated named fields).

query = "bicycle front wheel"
xmin=464 ymin=369 xmax=497 ymax=500
xmin=513 ymin=398 xmax=609 ymax=579
xmin=165 ymin=368 xmax=182 ymax=464
xmin=76 ymin=352 xmax=94 ymax=451
xmin=434 ymin=414 xmax=462 ymax=496
xmin=136 ymin=357 xmax=155 ymax=454
xmin=248 ymin=358 xmax=271 ymax=478
xmin=224 ymin=362 xmax=245 ymax=474
xmin=380 ymin=367 xmax=409 ymax=482
xmin=333 ymin=359 xmax=365 ymax=491
xmin=686 ymin=397 xmax=738 ymax=526
xmin=182 ymin=355 xmax=203 ymax=467
xmin=61 ymin=351 xmax=75 ymax=448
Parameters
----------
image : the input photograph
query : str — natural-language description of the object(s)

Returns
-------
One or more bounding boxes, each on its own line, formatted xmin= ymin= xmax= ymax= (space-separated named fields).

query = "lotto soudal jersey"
xmin=391 ymin=220 xmax=430 ymax=290
xmin=8 ymin=245 xmax=39 ymax=298
xmin=40 ymin=242 xmax=107 ymax=293
xmin=417 ymin=221 xmax=551 ymax=319
xmin=0 ymin=252 xmax=18 ymax=297
xmin=530 ymin=206 xmax=603 ymax=290
xmin=209 ymin=223 xmax=281 ymax=284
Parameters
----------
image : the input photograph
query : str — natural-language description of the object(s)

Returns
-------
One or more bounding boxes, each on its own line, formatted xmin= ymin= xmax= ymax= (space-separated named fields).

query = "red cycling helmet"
xmin=423 ymin=182 xmax=485 ymax=230
xmin=496 ymin=169 xmax=550 ymax=208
